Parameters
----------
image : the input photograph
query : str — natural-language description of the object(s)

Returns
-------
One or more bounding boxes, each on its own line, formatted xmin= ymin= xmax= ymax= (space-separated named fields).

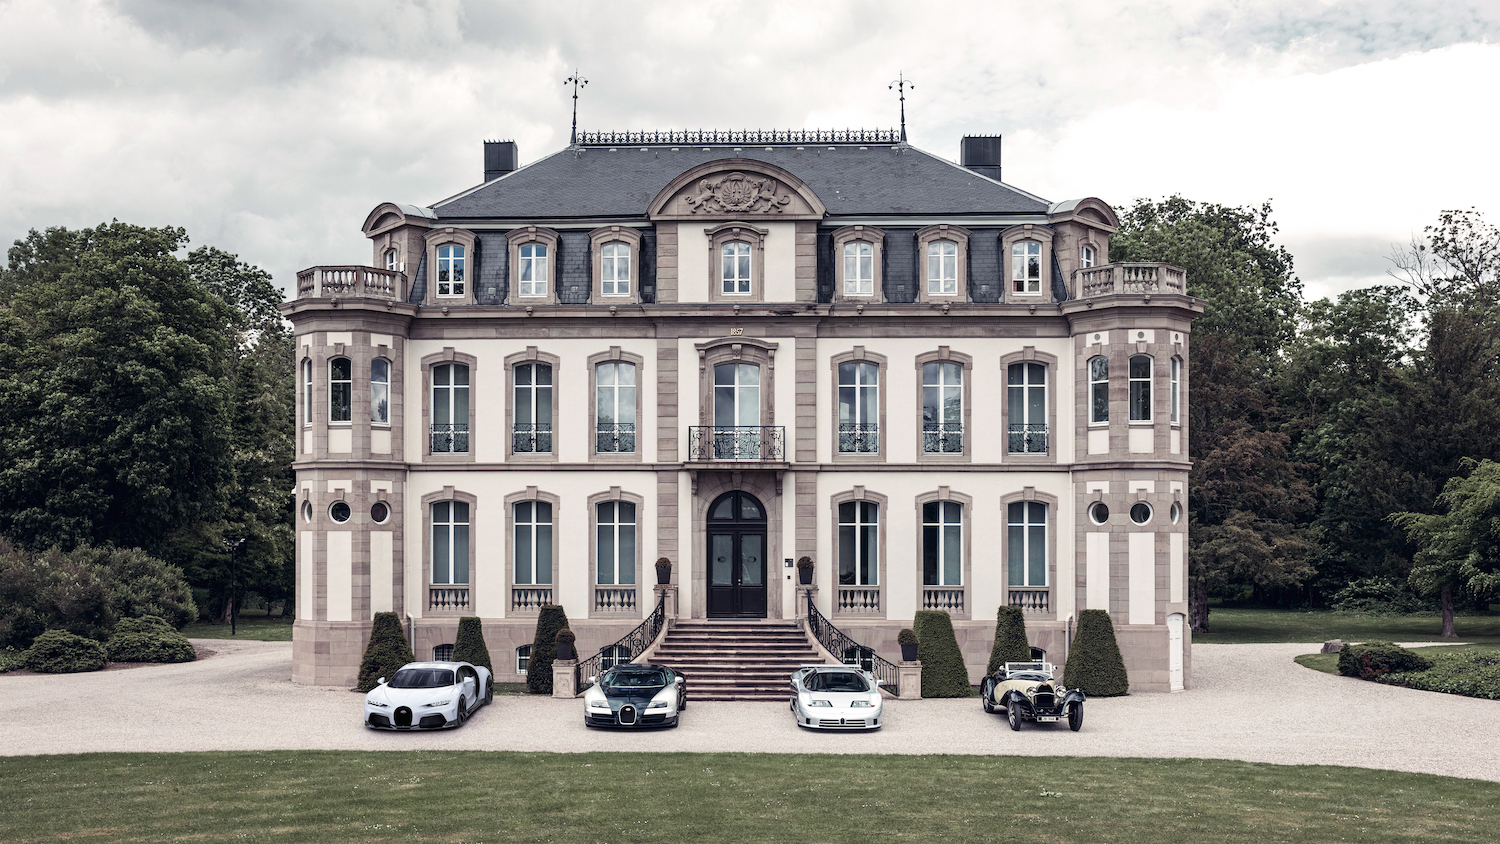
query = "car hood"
xmin=368 ymin=685 xmax=456 ymax=707
xmin=799 ymin=689 xmax=879 ymax=703
xmin=591 ymin=686 xmax=669 ymax=708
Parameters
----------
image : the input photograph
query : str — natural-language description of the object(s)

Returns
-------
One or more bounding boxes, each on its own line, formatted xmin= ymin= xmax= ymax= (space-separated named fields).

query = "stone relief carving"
xmin=683 ymin=172 xmax=793 ymax=214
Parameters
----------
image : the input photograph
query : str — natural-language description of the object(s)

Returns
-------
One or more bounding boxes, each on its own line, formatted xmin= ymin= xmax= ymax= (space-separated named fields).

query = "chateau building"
xmin=282 ymin=129 xmax=1203 ymax=693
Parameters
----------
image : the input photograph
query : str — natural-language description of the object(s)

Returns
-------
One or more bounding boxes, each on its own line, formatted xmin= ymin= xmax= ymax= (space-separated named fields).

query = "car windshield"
xmin=389 ymin=668 xmax=454 ymax=689
xmin=1008 ymin=671 xmax=1051 ymax=682
xmin=603 ymin=669 xmax=667 ymax=689
xmin=805 ymin=671 xmax=871 ymax=692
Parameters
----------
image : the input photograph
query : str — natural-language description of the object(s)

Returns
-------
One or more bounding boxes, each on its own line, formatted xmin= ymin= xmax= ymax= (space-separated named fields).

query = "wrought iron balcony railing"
xmin=512 ymin=423 xmax=553 ymax=454
xmin=837 ymin=423 xmax=879 ymax=454
xmin=687 ymin=426 xmax=786 ymax=462
xmin=1073 ymin=262 xmax=1187 ymax=299
xmin=296 ymin=265 xmax=404 ymax=300
xmin=922 ymin=423 xmax=964 ymax=454
xmin=1008 ymin=423 xmax=1049 ymax=454
xmin=430 ymin=423 xmax=469 ymax=454
xmin=595 ymin=423 xmax=636 ymax=454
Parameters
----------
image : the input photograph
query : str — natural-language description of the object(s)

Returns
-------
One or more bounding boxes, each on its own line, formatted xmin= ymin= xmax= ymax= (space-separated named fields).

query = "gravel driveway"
xmin=4 ymin=639 xmax=1496 ymax=782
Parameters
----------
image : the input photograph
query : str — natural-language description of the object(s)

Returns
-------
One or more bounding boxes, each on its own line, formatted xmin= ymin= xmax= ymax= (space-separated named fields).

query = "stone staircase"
xmin=648 ymin=619 xmax=825 ymax=701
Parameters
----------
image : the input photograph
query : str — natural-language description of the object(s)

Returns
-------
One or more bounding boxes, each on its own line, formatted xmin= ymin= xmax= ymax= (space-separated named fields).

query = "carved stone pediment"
xmin=649 ymin=159 xmax=826 ymax=221
xmin=684 ymin=172 xmax=793 ymax=215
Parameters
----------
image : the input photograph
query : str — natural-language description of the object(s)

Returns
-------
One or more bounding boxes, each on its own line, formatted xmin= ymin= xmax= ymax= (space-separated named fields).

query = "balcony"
xmin=512 ymin=424 xmax=553 ymax=454
xmin=512 ymin=587 xmax=553 ymax=611
xmin=1073 ymin=262 xmax=1186 ymax=299
xmin=922 ymin=423 xmax=963 ymax=454
xmin=296 ymin=266 xmax=405 ymax=300
xmin=687 ymin=426 xmax=786 ymax=462
xmin=431 ymin=423 xmax=469 ymax=454
xmin=595 ymin=423 xmax=637 ymax=454
xmin=837 ymin=423 xmax=879 ymax=454
xmin=836 ymin=587 xmax=881 ymax=614
xmin=429 ymin=587 xmax=470 ymax=612
xmin=922 ymin=587 xmax=966 ymax=614
xmin=1009 ymin=588 xmax=1051 ymax=614
xmin=594 ymin=586 xmax=638 ymax=613
xmin=1008 ymin=423 xmax=1048 ymax=454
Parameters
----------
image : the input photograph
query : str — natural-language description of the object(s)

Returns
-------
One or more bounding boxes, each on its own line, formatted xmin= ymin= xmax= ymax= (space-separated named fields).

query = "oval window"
xmin=301 ymin=500 xmax=313 ymax=523
xmin=1088 ymin=502 xmax=1109 ymax=525
xmin=1170 ymin=502 xmax=1181 ymax=524
xmin=329 ymin=501 xmax=351 ymax=523
xmin=1130 ymin=502 xmax=1152 ymax=525
xmin=371 ymin=501 xmax=390 ymax=524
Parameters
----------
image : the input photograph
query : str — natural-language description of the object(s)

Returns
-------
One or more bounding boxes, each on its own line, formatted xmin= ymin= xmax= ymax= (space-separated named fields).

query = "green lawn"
xmin=181 ymin=614 xmax=294 ymax=641
xmin=2 ymin=751 xmax=1496 ymax=844
xmin=1194 ymin=607 xmax=1500 ymax=645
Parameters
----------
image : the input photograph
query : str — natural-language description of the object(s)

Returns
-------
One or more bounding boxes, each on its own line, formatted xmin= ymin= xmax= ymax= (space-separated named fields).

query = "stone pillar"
xmin=655 ymin=584 xmax=679 ymax=624
xmin=898 ymin=660 xmax=923 ymax=700
xmin=796 ymin=585 xmax=818 ymax=619
xmin=552 ymin=658 xmax=579 ymax=699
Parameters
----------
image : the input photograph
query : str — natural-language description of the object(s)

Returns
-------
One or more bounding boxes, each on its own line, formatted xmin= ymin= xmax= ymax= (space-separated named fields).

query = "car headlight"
xmin=424 ymin=699 xmax=451 ymax=708
xmin=808 ymin=699 xmax=832 ymax=707
xmin=589 ymin=700 xmax=611 ymax=709
xmin=850 ymin=700 xmax=873 ymax=708
xmin=647 ymin=701 xmax=669 ymax=709
xmin=366 ymin=700 xmax=388 ymax=708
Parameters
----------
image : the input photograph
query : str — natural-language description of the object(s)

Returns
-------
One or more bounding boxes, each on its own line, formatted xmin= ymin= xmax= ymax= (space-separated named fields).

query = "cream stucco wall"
xmin=671 ymin=221 xmax=799 ymax=303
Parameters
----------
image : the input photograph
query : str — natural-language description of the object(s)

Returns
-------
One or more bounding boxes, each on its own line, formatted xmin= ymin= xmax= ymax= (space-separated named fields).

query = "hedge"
xmin=356 ymin=612 xmax=414 ymax=691
xmin=986 ymin=605 xmax=1031 ymax=675
xmin=526 ymin=605 xmax=571 ymax=694
xmin=1063 ymin=609 xmax=1128 ymax=696
xmin=914 ymin=610 xmax=971 ymax=697
xmin=451 ymin=616 xmax=493 ymax=675
xmin=1338 ymin=641 xmax=1432 ymax=680
xmin=107 ymin=616 xmax=196 ymax=663
xmin=1377 ymin=650 xmax=1500 ymax=699
xmin=24 ymin=629 xmax=107 ymax=673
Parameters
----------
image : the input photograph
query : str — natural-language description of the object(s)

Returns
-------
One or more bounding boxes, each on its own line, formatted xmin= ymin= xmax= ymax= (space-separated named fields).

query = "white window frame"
xmin=513 ymin=362 xmax=553 ymax=454
xmin=1011 ymin=240 xmax=1042 ymax=293
xmin=519 ymin=243 xmax=549 ymax=298
xmin=842 ymin=241 xmax=874 ymax=296
xmin=431 ymin=362 xmax=470 ymax=454
xmin=1129 ymin=354 xmax=1153 ymax=422
xmin=436 ymin=244 xmax=466 ymax=297
xmin=1006 ymin=362 xmax=1047 ymax=453
xmin=371 ymin=358 xmax=390 ymax=425
xmin=302 ymin=358 xmax=312 ymax=425
xmin=837 ymin=500 xmax=879 ymax=587
xmin=516 ymin=645 xmax=531 ymax=674
xmin=1081 ymin=245 xmax=1096 ymax=268
xmin=721 ymin=241 xmax=752 ymax=295
xmin=837 ymin=361 xmax=879 ymax=454
xmin=329 ymin=357 xmax=352 ymax=423
xmin=921 ymin=361 xmax=963 ymax=454
xmin=921 ymin=500 xmax=964 ymax=587
xmin=1006 ymin=501 xmax=1048 ymax=587
xmin=384 ymin=248 xmax=398 ymax=271
xmin=1170 ymin=356 xmax=1181 ymax=424
xmin=1089 ymin=356 xmax=1109 ymax=425
xmin=926 ymin=240 xmax=959 ymax=296
xmin=431 ymin=500 xmax=470 ymax=585
xmin=601 ymin=242 xmax=630 ymax=296
xmin=595 ymin=501 xmax=637 ymax=586
xmin=513 ymin=500 xmax=553 ymax=586
xmin=595 ymin=361 xmax=636 ymax=454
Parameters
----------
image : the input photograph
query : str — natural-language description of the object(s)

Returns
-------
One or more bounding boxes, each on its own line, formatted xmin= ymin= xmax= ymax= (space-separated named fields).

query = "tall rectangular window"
xmin=595 ymin=362 xmax=636 ymax=453
xmin=721 ymin=242 xmax=751 ymax=294
xmin=1007 ymin=362 xmax=1047 ymax=453
xmin=1012 ymin=241 xmax=1042 ymax=293
xmin=514 ymin=363 xmax=553 ymax=453
xmin=302 ymin=359 xmax=312 ymax=424
xmin=1089 ymin=356 xmax=1109 ymax=424
xmin=837 ymin=361 xmax=879 ymax=453
xmin=1170 ymin=357 xmax=1180 ymax=424
xmin=922 ymin=501 xmax=963 ymax=586
xmin=1007 ymin=502 xmax=1047 ymax=587
xmin=843 ymin=241 xmax=874 ymax=296
xmin=601 ymin=243 xmax=630 ymax=296
xmin=371 ymin=359 xmax=390 ymax=425
xmin=838 ymin=501 xmax=879 ymax=586
xmin=519 ymin=244 xmax=548 ymax=297
xmin=927 ymin=241 xmax=958 ymax=295
xmin=514 ymin=501 xmax=553 ymax=585
xmin=436 ymin=244 xmax=465 ymax=297
xmin=329 ymin=358 xmax=352 ymax=422
xmin=596 ymin=501 xmax=636 ymax=586
xmin=431 ymin=501 xmax=470 ymax=585
xmin=1081 ymin=246 xmax=1096 ymax=268
xmin=431 ymin=363 xmax=470 ymax=453
xmin=921 ymin=362 xmax=963 ymax=453
xmin=1129 ymin=355 xmax=1153 ymax=422
xmin=384 ymin=248 xmax=398 ymax=271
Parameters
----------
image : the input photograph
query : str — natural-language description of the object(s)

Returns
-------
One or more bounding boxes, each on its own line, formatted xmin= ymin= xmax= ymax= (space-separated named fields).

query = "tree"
xmin=1392 ymin=459 xmax=1500 ymax=638
xmin=986 ymin=605 xmax=1030 ymax=675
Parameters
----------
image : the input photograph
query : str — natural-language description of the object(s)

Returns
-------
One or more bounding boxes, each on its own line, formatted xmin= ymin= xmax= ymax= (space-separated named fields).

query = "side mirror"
xmin=676 ymin=676 xmax=684 ymax=685
xmin=377 ymin=678 xmax=386 ymax=686
xmin=587 ymin=675 xmax=597 ymax=684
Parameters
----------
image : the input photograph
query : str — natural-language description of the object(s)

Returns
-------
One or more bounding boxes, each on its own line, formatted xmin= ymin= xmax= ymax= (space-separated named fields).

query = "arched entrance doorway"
xmin=707 ymin=491 xmax=768 ymax=618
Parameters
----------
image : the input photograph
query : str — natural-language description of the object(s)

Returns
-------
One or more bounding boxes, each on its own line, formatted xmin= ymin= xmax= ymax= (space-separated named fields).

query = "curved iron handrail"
xmin=805 ymin=593 xmax=900 ymax=696
xmin=576 ymin=592 xmax=667 ymax=692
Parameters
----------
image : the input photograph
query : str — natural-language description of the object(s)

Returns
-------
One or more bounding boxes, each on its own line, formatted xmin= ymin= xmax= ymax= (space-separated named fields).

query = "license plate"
xmin=1036 ymin=716 xmax=1059 ymax=722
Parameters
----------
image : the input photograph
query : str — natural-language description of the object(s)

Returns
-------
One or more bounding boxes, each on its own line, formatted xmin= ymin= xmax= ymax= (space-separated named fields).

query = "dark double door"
xmin=707 ymin=491 xmax=767 ymax=618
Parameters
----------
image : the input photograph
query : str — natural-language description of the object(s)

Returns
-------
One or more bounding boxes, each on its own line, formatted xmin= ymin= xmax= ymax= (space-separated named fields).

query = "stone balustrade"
xmin=296 ymin=266 xmax=405 ymax=300
xmin=1073 ymin=262 xmax=1186 ymax=299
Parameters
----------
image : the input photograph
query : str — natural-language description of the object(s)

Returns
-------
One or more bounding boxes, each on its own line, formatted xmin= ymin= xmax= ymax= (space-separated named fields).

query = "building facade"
xmin=282 ymin=129 xmax=1202 ymax=692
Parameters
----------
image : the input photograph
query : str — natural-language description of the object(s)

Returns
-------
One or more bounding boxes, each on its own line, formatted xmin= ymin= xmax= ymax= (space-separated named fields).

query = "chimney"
xmin=484 ymin=140 xmax=518 ymax=182
xmin=960 ymin=135 xmax=1002 ymax=182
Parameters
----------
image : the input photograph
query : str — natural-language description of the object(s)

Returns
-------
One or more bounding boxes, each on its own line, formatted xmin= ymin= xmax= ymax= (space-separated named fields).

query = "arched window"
xmin=1089 ymin=356 xmax=1109 ymax=424
xmin=371 ymin=358 xmax=390 ymax=425
xmin=927 ymin=240 xmax=958 ymax=295
xmin=431 ymin=363 xmax=469 ymax=453
xmin=596 ymin=501 xmax=637 ymax=586
xmin=843 ymin=241 xmax=874 ymax=296
xmin=431 ymin=500 xmax=470 ymax=585
xmin=595 ymin=362 xmax=636 ymax=453
xmin=436 ymin=244 xmax=465 ymax=297
xmin=516 ymin=645 xmax=532 ymax=673
xmin=1129 ymin=355 xmax=1153 ymax=422
xmin=1012 ymin=240 xmax=1042 ymax=293
xmin=922 ymin=500 xmax=963 ymax=587
xmin=711 ymin=362 xmax=762 ymax=459
xmin=432 ymin=644 xmax=454 ymax=661
xmin=837 ymin=361 xmax=879 ymax=453
xmin=1007 ymin=362 xmax=1047 ymax=453
xmin=513 ymin=362 xmax=553 ymax=453
xmin=921 ymin=362 xmax=963 ymax=453
xmin=838 ymin=501 xmax=879 ymax=586
xmin=1007 ymin=502 xmax=1047 ymax=587
xmin=601 ymin=242 xmax=630 ymax=296
xmin=514 ymin=500 xmax=553 ymax=586
xmin=519 ymin=243 xmax=548 ymax=297
xmin=721 ymin=241 xmax=751 ymax=294
xmin=329 ymin=357 xmax=351 ymax=422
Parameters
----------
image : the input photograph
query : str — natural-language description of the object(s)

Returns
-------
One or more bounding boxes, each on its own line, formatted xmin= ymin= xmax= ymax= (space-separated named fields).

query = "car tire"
xmin=1068 ymin=702 xmax=1083 ymax=732
xmin=1007 ymin=700 xmax=1021 ymax=731
xmin=981 ymin=680 xmax=996 ymax=714
xmin=485 ymin=682 xmax=494 ymax=706
xmin=457 ymin=697 xmax=468 ymax=727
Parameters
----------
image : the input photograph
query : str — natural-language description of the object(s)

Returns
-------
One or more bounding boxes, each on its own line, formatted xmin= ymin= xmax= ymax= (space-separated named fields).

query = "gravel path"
xmin=3 ymin=639 xmax=1496 ymax=782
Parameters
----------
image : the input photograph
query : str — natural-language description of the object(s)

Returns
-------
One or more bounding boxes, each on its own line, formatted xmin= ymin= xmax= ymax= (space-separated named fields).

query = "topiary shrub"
xmin=450 ymin=616 xmax=492 ymax=675
xmin=913 ymin=610 xmax=971 ymax=697
xmin=107 ymin=615 xmax=196 ymax=663
xmin=897 ymin=628 xmax=918 ymax=646
xmin=526 ymin=605 xmax=570 ymax=694
xmin=24 ymin=629 xmax=107 ymax=673
xmin=987 ymin=605 xmax=1031 ymax=675
xmin=1338 ymin=641 xmax=1433 ymax=680
xmin=356 ymin=611 xmax=414 ymax=692
xmin=1064 ymin=609 xmax=1128 ymax=696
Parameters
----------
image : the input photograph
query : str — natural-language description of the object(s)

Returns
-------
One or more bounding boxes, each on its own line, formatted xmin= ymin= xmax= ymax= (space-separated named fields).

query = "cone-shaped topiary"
xmin=450 ymin=616 xmax=492 ymax=675
xmin=913 ymin=610 xmax=971 ymax=697
xmin=1063 ymin=609 xmax=1129 ymax=696
xmin=25 ymin=629 xmax=107 ymax=673
xmin=357 ymin=611 xmax=414 ymax=692
xmin=987 ymin=605 xmax=1031 ymax=675
xmin=107 ymin=615 xmax=196 ymax=663
xmin=526 ymin=605 xmax=570 ymax=694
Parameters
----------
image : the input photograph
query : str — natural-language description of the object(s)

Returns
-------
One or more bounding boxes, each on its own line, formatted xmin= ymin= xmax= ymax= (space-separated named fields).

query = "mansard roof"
xmin=431 ymin=133 xmax=1051 ymax=221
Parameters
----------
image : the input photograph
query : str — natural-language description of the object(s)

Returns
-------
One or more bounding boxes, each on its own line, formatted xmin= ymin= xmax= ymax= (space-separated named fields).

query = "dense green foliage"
xmin=986 ymin=605 xmax=1030 ymax=674
xmin=23 ymin=629 xmax=107 ymax=673
xmin=1329 ymin=577 xmax=1434 ymax=615
xmin=526 ymin=605 xmax=570 ymax=694
xmin=1337 ymin=641 xmax=1433 ymax=679
xmin=1194 ymin=606 xmax=1500 ymax=645
xmin=0 ymin=646 xmax=23 ymax=672
xmin=106 ymin=615 xmax=196 ymax=663
xmin=913 ymin=610 xmax=970 ymax=697
xmin=450 ymin=616 xmax=492 ymax=674
xmin=1063 ymin=609 xmax=1129 ymax=696
xmin=896 ymin=627 xmax=917 ymax=646
xmin=356 ymin=612 xmax=414 ymax=692
xmin=1379 ymin=649 xmax=1500 ymax=699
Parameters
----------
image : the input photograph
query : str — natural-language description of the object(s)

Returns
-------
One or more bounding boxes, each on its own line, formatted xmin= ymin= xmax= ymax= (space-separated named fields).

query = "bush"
xmin=0 ymin=541 xmax=115 ymax=648
xmin=1329 ymin=577 xmax=1432 ymax=615
xmin=24 ymin=629 xmax=107 ymax=673
xmin=555 ymin=627 xmax=576 ymax=644
xmin=1378 ymin=650 xmax=1500 ymax=699
xmin=107 ymin=616 xmax=196 ymax=663
xmin=526 ymin=605 xmax=570 ymax=694
xmin=986 ymin=605 xmax=1031 ymax=675
xmin=897 ymin=628 xmax=918 ymax=646
xmin=0 ymin=646 xmax=26 ymax=673
xmin=1064 ymin=609 xmax=1128 ymax=696
xmin=450 ymin=616 xmax=492 ymax=674
xmin=86 ymin=546 xmax=198 ymax=629
xmin=1338 ymin=641 xmax=1433 ymax=680
xmin=356 ymin=612 xmax=414 ymax=692
xmin=913 ymin=610 xmax=970 ymax=697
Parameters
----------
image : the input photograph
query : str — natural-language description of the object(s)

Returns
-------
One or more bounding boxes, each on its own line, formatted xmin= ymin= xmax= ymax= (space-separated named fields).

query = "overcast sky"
xmin=2 ymin=0 xmax=1497 ymax=302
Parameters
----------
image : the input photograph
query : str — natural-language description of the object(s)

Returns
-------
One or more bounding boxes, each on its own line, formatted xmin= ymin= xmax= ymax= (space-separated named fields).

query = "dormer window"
xmin=601 ymin=243 xmax=630 ymax=296
xmin=927 ymin=241 xmax=958 ymax=296
xmin=915 ymin=225 xmax=970 ymax=303
xmin=1012 ymin=240 xmax=1042 ymax=293
xmin=843 ymin=242 xmax=874 ymax=296
xmin=1082 ymin=245 xmax=1096 ymax=268
xmin=436 ymin=245 xmax=465 ymax=297
xmin=519 ymin=243 xmax=548 ymax=297
xmin=721 ymin=241 xmax=752 ymax=295
xmin=384 ymin=248 xmax=398 ymax=271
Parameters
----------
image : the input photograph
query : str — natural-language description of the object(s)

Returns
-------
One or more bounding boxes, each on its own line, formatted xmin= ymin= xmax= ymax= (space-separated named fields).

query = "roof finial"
xmin=565 ymin=69 xmax=588 ymax=145
xmin=889 ymin=72 xmax=914 ymax=142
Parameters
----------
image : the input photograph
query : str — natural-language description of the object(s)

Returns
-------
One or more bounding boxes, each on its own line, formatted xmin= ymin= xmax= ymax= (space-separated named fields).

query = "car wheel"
xmin=485 ymin=681 xmax=494 ymax=706
xmin=1007 ymin=700 xmax=1021 ymax=731
xmin=457 ymin=697 xmax=468 ymax=727
xmin=1068 ymin=702 xmax=1083 ymax=732
xmin=981 ymin=681 xmax=996 ymax=714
